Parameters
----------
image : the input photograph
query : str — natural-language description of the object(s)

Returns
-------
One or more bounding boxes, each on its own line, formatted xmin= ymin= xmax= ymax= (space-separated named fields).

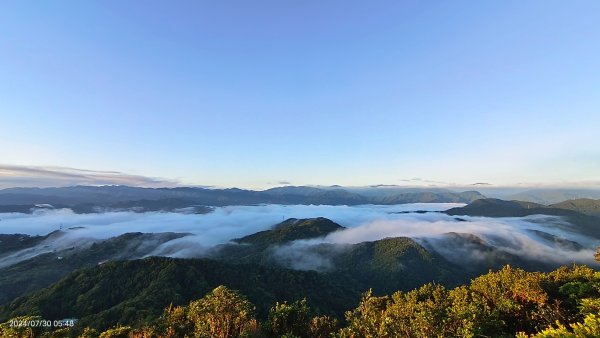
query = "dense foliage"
xmin=235 ymin=218 xmax=344 ymax=246
xmin=2 ymin=204 xmax=599 ymax=337
xmin=0 ymin=257 xmax=358 ymax=331
xmin=1 ymin=218 xmax=466 ymax=309
xmin=445 ymin=199 xmax=600 ymax=239
xmin=0 ymin=233 xmax=186 ymax=305
xmin=2 ymin=263 xmax=600 ymax=337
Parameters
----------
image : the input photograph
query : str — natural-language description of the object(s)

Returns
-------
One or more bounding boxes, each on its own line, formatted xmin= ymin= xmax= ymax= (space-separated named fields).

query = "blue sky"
xmin=1 ymin=1 xmax=599 ymax=189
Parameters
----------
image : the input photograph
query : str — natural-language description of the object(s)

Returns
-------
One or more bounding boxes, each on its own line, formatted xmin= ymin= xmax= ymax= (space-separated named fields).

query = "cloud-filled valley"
xmin=1 ymin=203 xmax=598 ymax=272
xmin=271 ymin=213 xmax=598 ymax=272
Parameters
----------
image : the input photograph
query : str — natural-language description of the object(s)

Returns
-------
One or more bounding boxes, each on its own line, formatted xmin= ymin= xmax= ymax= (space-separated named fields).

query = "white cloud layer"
xmin=274 ymin=213 xmax=599 ymax=269
xmin=1 ymin=203 xmax=598 ymax=269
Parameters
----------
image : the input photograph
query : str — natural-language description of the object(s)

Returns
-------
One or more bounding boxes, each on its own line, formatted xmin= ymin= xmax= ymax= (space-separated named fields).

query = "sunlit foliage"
xmin=3 ymin=263 xmax=600 ymax=338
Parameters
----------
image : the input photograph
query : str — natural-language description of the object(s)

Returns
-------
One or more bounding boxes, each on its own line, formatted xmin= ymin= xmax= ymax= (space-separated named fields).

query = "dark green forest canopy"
xmin=0 ymin=257 xmax=359 ymax=330
xmin=2 ymin=263 xmax=600 ymax=337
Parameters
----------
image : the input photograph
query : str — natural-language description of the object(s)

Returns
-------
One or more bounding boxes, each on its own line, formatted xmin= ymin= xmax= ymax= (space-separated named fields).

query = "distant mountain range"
xmin=500 ymin=188 xmax=600 ymax=204
xmin=0 ymin=185 xmax=485 ymax=213
xmin=2 ymin=185 xmax=600 ymax=213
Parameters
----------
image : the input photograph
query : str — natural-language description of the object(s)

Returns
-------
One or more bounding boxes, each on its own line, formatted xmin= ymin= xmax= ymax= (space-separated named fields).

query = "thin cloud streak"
xmin=0 ymin=164 xmax=180 ymax=188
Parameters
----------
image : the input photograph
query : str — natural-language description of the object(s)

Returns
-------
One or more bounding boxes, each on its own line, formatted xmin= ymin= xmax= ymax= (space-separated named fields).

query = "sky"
xmin=0 ymin=1 xmax=599 ymax=189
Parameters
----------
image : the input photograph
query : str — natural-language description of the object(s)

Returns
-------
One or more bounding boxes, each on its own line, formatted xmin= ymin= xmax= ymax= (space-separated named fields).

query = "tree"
xmin=383 ymin=283 xmax=478 ymax=338
xmin=309 ymin=315 xmax=338 ymax=338
xmin=518 ymin=313 xmax=600 ymax=337
xmin=187 ymin=285 xmax=258 ymax=338
xmin=159 ymin=304 xmax=194 ymax=337
xmin=469 ymin=265 xmax=550 ymax=335
xmin=79 ymin=327 xmax=100 ymax=338
xmin=267 ymin=299 xmax=311 ymax=337
xmin=0 ymin=316 xmax=42 ymax=338
xmin=98 ymin=326 xmax=131 ymax=338
xmin=339 ymin=289 xmax=390 ymax=337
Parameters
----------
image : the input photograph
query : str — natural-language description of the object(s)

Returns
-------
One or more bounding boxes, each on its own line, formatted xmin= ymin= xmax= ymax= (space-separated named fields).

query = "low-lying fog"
xmin=0 ymin=203 xmax=459 ymax=239
xmin=0 ymin=203 xmax=598 ymax=269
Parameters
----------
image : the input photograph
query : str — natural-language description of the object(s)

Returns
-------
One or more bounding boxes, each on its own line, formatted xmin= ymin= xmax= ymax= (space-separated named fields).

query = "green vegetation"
xmin=0 ymin=235 xmax=466 ymax=333
xmin=265 ymin=298 xmax=337 ymax=338
xmin=0 ymin=257 xmax=358 ymax=332
xmin=328 ymin=237 xmax=460 ymax=294
xmin=446 ymin=198 xmax=600 ymax=239
xmin=2 ymin=263 xmax=600 ymax=337
xmin=0 ymin=221 xmax=465 ymax=314
xmin=184 ymin=286 xmax=258 ymax=337
xmin=236 ymin=218 xmax=344 ymax=246
xmin=339 ymin=265 xmax=600 ymax=337
xmin=206 ymin=225 xmax=467 ymax=311
xmin=216 ymin=219 xmax=464 ymax=294
xmin=2 ymin=204 xmax=600 ymax=337
xmin=0 ymin=232 xmax=187 ymax=305
xmin=0 ymin=234 xmax=45 ymax=255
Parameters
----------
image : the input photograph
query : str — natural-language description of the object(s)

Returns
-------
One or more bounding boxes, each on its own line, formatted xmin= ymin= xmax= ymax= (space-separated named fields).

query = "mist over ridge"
xmin=3 ymin=198 xmax=598 ymax=314
xmin=1 ymin=202 xmax=597 ymax=271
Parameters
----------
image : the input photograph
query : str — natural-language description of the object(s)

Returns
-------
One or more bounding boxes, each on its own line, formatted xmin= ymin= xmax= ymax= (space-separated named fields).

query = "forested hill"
xmin=2 ymin=261 xmax=600 ymax=337
xmin=0 ymin=257 xmax=359 ymax=331
xmin=214 ymin=218 xmax=463 ymax=293
xmin=550 ymin=198 xmax=600 ymax=217
xmin=445 ymin=198 xmax=600 ymax=219
xmin=234 ymin=217 xmax=344 ymax=245
xmin=0 ymin=232 xmax=188 ymax=305
xmin=0 ymin=218 xmax=466 ymax=333
xmin=0 ymin=218 xmax=463 ymax=309
xmin=445 ymin=198 xmax=600 ymax=238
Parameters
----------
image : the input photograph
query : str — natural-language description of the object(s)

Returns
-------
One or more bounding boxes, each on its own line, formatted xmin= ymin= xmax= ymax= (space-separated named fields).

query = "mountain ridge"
xmin=445 ymin=198 xmax=600 ymax=239
xmin=0 ymin=185 xmax=485 ymax=211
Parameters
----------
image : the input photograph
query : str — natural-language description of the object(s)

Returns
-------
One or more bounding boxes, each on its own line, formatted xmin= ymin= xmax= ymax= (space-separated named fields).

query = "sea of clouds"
xmin=0 ymin=203 xmax=598 ymax=269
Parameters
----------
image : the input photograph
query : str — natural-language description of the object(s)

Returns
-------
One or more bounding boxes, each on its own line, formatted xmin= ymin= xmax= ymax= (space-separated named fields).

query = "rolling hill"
xmin=0 ymin=257 xmax=359 ymax=332
xmin=550 ymin=198 xmax=600 ymax=217
xmin=445 ymin=198 xmax=600 ymax=239
xmin=0 ymin=232 xmax=187 ymax=305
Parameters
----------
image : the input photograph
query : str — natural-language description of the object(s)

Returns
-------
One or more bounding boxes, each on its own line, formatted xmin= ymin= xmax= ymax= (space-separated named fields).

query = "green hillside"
xmin=0 ymin=234 xmax=46 ymax=256
xmin=446 ymin=198 xmax=600 ymax=239
xmin=235 ymin=217 xmax=344 ymax=245
xmin=2 ymin=262 xmax=600 ymax=338
xmin=0 ymin=257 xmax=358 ymax=333
xmin=0 ymin=232 xmax=187 ymax=305
xmin=329 ymin=237 xmax=461 ymax=293
xmin=0 ymin=218 xmax=463 ymax=308
xmin=215 ymin=218 xmax=464 ymax=294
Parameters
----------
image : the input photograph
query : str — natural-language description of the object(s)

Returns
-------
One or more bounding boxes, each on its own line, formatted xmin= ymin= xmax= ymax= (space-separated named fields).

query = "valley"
xmin=1 ymin=188 xmax=599 ymax=336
